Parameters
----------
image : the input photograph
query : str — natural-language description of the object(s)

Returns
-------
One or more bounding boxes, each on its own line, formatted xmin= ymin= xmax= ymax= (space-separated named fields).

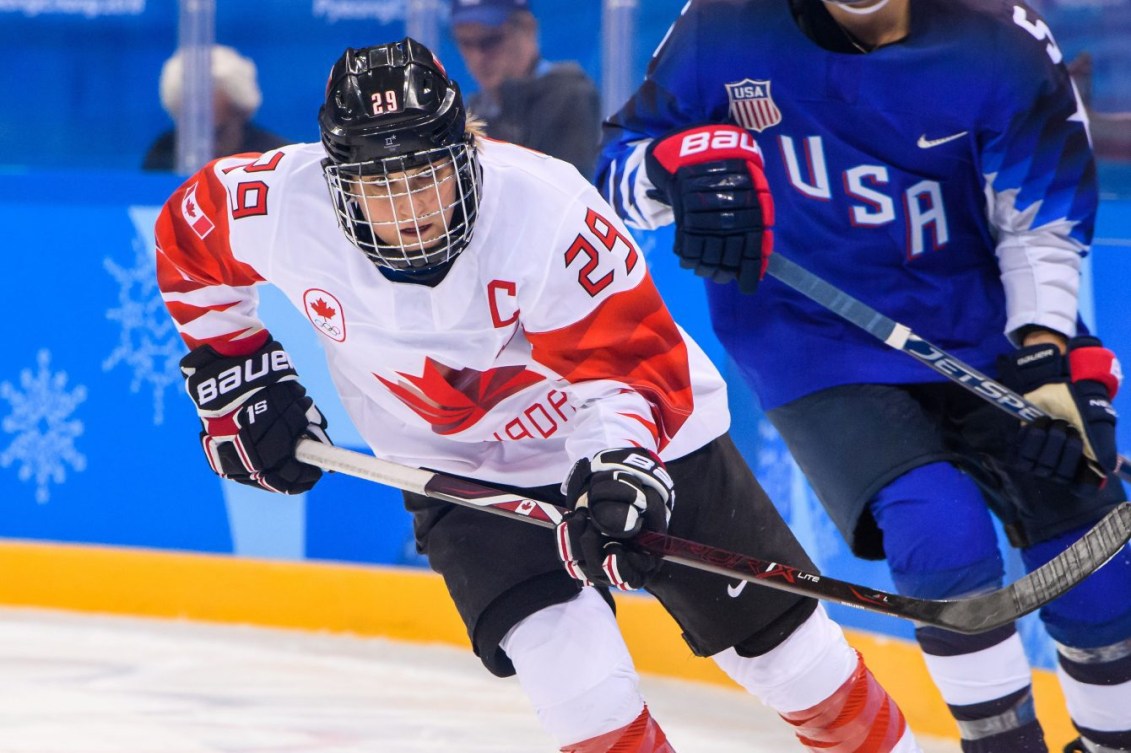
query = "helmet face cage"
xmin=323 ymin=140 xmax=481 ymax=271
xmin=319 ymin=38 xmax=481 ymax=271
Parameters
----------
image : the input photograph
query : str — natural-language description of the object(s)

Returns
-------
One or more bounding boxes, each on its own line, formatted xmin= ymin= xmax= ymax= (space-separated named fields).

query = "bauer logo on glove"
xmin=190 ymin=347 xmax=295 ymax=409
xmin=644 ymin=124 xmax=774 ymax=295
xmin=180 ymin=336 xmax=332 ymax=495
xmin=556 ymin=448 xmax=675 ymax=591
xmin=998 ymin=335 xmax=1122 ymax=485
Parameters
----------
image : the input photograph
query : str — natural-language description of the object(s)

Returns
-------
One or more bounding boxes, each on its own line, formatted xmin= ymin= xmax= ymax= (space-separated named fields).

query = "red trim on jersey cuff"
xmin=1069 ymin=346 xmax=1122 ymax=398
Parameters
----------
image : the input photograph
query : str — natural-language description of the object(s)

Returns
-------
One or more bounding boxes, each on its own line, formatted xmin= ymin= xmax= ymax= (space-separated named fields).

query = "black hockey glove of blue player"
xmin=998 ymin=335 xmax=1122 ymax=486
xmin=180 ymin=337 xmax=331 ymax=494
xmin=645 ymin=124 xmax=774 ymax=295
xmin=556 ymin=448 xmax=675 ymax=591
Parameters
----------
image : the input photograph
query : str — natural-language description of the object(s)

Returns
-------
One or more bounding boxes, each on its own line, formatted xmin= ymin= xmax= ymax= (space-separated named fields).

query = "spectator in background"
xmin=449 ymin=0 xmax=601 ymax=177
xmin=142 ymin=44 xmax=288 ymax=172
xmin=1029 ymin=0 xmax=1131 ymax=161
xmin=1067 ymin=52 xmax=1131 ymax=161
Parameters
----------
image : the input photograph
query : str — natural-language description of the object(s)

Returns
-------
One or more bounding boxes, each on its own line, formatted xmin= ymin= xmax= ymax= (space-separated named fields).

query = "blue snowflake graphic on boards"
xmin=103 ymin=207 xmax=184 ymax=425
xmin=0 ymin=350 xmax=87 ymax=503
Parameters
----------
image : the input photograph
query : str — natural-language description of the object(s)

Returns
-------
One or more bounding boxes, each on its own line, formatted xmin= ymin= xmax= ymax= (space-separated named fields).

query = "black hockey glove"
xmin=180 ymin=337 xmax=331 ymax=494
xmin=555 ymin=448 xmax=675 ymax=591
xmin=645 ymin=124 xmax=774 ymax=295
xmin=997 ymin=335 xmax=1122 ymax=486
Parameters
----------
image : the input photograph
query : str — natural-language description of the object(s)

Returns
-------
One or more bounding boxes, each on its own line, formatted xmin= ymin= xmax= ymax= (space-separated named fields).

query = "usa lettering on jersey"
xmin=778 ymin=135 xmax=950 ymax=257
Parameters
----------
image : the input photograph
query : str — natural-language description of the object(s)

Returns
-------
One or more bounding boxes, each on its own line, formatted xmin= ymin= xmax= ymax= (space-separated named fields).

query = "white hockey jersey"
xmin=156 ymin=139 xmax=730 ymax=488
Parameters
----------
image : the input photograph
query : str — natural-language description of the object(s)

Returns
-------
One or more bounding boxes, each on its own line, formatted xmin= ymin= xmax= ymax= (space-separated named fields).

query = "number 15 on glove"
xmin=181 ymin=337 xmax=331 ymax=494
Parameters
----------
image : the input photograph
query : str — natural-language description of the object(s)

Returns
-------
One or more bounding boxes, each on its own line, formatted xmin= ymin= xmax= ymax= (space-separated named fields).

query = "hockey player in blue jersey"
xmin=597 ymin=1 xmax=1130 ymax=752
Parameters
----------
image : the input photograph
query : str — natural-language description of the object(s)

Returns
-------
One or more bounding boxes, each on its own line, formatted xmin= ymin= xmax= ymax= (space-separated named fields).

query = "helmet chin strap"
xmin=824 ymin=0 xmax=891 ymax=15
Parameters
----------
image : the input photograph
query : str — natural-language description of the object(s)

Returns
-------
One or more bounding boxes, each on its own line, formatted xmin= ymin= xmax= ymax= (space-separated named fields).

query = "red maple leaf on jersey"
xmin=311 ymin=298 xmax=336 ymax=320
xmin=377 ymin=358 xmax=545 ymax=435
xmin=185 ymin=198 xmax=198 ymax=218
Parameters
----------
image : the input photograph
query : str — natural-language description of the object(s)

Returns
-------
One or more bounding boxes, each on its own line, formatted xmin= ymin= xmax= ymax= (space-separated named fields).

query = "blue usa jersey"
xmin=597 ymin=0 xmax=1097 ymax=410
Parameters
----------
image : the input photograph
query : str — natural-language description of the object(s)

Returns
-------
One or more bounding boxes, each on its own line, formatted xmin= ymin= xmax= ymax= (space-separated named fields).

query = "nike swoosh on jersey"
xmin=917 ymin=131 xmax=969 ymax=149
xmin=727 ymin=580 xmax=747 ymax=598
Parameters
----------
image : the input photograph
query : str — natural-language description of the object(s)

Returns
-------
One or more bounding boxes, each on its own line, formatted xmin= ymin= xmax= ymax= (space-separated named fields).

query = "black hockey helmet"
xmin=319 ymin=38 xmax=481 ymax=271
xmin=319 ymin=38 xmax=468 ymax=169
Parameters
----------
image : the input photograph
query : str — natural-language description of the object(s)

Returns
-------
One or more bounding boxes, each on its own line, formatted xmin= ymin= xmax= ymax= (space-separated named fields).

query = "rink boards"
xmin=0 ymin=537 xmax=1078 ymax=746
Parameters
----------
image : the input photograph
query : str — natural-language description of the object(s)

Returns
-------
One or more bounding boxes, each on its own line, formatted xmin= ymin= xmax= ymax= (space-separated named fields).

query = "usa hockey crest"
xmin=725 ymin=78 xmax=782 ymax=133
xmin=304 ymin=288 xmax=346 ymax=342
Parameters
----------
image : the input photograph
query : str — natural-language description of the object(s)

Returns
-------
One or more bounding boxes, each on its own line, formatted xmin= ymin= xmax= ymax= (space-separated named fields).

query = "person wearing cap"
xmin=449 ymin=0 xmax=601 ymax=178
xmin=142 ymin=44 xmax=289 ymax=172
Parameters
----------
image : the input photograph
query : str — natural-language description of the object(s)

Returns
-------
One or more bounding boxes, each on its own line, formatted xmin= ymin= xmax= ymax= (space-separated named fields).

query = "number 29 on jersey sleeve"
xmin=564 ymin=208 xmax=641 ymax=297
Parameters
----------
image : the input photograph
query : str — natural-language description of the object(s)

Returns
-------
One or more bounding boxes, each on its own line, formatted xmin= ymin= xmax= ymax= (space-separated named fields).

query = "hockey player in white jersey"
xmin=155 ymin=38 xmax=923 ymax=752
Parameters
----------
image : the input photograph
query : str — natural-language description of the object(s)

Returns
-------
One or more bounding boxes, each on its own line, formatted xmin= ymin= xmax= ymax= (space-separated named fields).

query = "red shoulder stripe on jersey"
xmin=155 ymin=253 xmax=209 ymax=295
xmin=181 ymin=328 xmax=268 ymax=355
xmin=154 ymin=163 xmax=265 ymax=292
xmin=155 ymin=160 xmax=269 ymax=355
xmin=527 ymin=276 xmax=693 ymax=450
xmin=164 ymin=298 xmax=242 ymax=327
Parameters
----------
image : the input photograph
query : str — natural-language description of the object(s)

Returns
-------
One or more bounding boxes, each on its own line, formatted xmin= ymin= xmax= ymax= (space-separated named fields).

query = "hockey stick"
xmin=764 ymin=253 xmax=1131 ymax=483
xmin=295 ymin=439 xmax=1131 ymax=634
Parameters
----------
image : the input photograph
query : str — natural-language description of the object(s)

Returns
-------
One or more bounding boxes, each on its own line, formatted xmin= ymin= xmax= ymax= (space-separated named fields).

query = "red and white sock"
xmin=560 ymin=706 xmax=675 ymax=753
xmin=779 ymin=650 xmax=915 ymax=753
xmin=713 ymin=606 xmax=920 ymax=752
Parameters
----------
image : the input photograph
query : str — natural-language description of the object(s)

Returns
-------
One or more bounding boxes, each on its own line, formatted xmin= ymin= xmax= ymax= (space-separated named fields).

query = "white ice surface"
xmin=0 ymin=607 xmax=959 ymax=752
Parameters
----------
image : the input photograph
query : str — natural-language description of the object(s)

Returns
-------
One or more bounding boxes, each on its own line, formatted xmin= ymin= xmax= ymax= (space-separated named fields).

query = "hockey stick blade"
xmin=764 ymin=252 xmax=1131 ymax=483
xmin=295 ymin=440 xmax=1131 ymax=634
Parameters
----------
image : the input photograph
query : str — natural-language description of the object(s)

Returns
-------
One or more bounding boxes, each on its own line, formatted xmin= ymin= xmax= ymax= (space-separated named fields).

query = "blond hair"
xmin=465 ymin=114 xmax=487 ymax=141
xmin=159 ymin=44 xmax=262 ymax=120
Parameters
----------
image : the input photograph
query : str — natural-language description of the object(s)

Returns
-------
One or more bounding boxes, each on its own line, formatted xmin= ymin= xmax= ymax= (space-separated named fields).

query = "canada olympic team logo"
xmin=180 ymin=182 xmax=215 ymax=239
xmin=303 ymin=288 xmax=346 ymax=342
